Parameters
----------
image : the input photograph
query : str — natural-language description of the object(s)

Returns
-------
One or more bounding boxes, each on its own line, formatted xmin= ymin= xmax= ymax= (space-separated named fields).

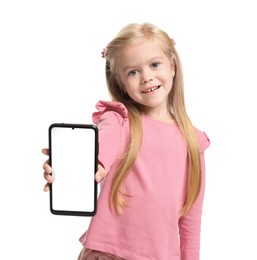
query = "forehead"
xmin=118 ymin=39 xmax=166 ymax=64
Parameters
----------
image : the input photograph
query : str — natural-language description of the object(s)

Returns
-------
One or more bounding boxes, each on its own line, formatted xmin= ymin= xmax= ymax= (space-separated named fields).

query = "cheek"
xmin=123 ymin=78 xmax=138 ymax=91
xmin=160 ymin=69 xmax=173 ymax=82
xmin=125 ymin=84 xmax=140 ymax=100
xmin=125 ymin=85 xmax=136 ymax=96
xmin=166 ymin=65 xmax=175 ymax=79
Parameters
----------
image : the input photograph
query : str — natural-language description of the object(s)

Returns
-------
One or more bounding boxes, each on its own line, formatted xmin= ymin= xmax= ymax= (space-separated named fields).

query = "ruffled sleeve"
xmin=92 ymin=100 xmax=129 ymax=173
xmin=92 ymin=100 xmax=128 ymax=125
xmin=196 ymin=130 xmax=210 ymax=154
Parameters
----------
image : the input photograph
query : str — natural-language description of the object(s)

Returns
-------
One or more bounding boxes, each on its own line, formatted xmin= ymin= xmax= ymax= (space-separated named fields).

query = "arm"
xmin=179 ymin=152 xmax=206 ymax=260
xmin=43 ymin=101 xmax=128 ymax=191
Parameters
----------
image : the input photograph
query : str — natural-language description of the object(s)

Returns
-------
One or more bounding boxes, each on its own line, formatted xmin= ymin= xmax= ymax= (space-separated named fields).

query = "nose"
xmin=142 ymin=78 xmax=153 ymax=84
xmin=141 ymin=73 xmax=153 ymax=84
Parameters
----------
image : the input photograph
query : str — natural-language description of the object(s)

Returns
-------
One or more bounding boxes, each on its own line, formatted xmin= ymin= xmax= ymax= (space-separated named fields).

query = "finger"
xmin=95 ymin=174 xmax=103 ymax=183
xmin=43 ymin=160 xmax=51 ymax=173
xmin=42 ymin=148 xmax=49 ymax=155
xmin=95 ymin=165 xmax=106 ymax=183
xmin=44 ymin=171 xmax=53 ymax=182
xmin=43 ymin=183 xmax=50 ymax=192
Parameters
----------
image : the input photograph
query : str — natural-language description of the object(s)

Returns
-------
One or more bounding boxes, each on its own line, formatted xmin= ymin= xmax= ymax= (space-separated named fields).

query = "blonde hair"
xmin=104 ymin=23 xmax=201 ymax=217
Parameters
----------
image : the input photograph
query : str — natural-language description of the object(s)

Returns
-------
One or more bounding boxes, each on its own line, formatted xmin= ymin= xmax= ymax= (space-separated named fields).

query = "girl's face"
xmin=117 ymin=39 xmax=175 ymax=117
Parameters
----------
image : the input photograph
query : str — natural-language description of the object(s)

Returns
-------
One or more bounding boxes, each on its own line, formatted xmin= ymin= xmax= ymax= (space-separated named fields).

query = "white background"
xmin=1 ymin=0 xmax=256 ymax=259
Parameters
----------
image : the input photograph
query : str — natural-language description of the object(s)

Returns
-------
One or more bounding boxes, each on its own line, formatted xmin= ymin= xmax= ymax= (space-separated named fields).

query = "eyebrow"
xmin=121 ymin=56 xmax=165 ymax=73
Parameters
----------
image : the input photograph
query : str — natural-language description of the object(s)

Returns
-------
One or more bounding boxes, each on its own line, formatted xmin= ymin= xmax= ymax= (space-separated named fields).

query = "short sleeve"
xmin=92 ymin=100 xmax=128 ymax=125
xmin=92 ymin=100 xmax=129 ymax=172
xmin=196 ymin=130 xmax=210 ymax=154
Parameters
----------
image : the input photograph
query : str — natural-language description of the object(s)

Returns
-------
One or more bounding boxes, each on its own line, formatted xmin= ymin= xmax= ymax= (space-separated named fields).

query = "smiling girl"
xmin=43 ymin=22 xmax=210 ymax=260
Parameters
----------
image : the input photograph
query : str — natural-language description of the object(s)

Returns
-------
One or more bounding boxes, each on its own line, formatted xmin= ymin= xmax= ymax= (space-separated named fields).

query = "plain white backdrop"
xmin=1 ymin=0 xmax=256 ymax=259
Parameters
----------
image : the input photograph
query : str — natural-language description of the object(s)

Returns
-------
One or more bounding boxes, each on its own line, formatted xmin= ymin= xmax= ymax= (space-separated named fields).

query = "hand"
xmin=41 ymin=148 xmax=106 ymax=192
xmin=42 ymin=148 xmax=52 ymax=192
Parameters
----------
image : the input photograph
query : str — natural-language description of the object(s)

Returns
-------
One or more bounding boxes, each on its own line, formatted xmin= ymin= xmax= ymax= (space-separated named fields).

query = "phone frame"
xmin=48 ymin=123 xmax=98 ymax=217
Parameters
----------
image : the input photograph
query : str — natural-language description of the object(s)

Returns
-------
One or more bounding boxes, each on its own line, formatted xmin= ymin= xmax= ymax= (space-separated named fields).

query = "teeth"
xmin=143 ymin=86 xmax=159 ymax=93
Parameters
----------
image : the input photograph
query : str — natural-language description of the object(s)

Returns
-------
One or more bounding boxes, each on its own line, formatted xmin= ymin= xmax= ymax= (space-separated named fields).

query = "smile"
xmin=142 ymin=85 xmax=161 ymax=93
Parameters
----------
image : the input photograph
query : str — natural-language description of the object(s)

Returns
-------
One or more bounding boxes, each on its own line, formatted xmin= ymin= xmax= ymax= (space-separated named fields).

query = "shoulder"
xmin=194 ymin=127 xmax=210 ymax=154
xmin=92 ymin=100 xmax=129 ymax=126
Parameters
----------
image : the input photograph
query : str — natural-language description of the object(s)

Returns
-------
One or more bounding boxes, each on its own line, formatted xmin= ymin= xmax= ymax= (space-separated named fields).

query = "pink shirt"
xmin=79 ymin=101 xmax=210 ymax=260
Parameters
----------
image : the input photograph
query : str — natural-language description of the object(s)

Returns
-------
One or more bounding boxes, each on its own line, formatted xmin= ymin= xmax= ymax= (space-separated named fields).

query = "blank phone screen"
xmin=49 ymin=124 xmax=98 ymax=216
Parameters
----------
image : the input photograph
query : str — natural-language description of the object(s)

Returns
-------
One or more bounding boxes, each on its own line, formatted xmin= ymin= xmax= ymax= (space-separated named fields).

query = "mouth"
xmin=142 ymin=85 xmax=161 ymax=93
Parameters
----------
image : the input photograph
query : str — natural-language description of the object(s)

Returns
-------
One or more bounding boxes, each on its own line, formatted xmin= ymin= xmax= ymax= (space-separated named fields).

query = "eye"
xmin=128 ymin=69 xmax=138 ymax=77
xmin=151 ymin=62 xmax=161 ymax=68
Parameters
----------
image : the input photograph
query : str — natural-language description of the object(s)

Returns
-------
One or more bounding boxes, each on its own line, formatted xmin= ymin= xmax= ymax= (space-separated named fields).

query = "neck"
xmin=143 ymin=106 xmax=174 ymax=124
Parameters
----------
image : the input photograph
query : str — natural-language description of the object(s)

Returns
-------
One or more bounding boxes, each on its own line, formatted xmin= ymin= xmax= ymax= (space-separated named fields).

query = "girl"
xmin=43 ymin=22 xmax=210 ymax=260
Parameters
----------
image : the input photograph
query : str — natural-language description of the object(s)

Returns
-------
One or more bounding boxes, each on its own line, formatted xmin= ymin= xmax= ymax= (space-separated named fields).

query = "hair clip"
xmin=170 ymin=38 xmax=176 ymax=46
xmin=101 ymin=48 xmax=106 ymax=58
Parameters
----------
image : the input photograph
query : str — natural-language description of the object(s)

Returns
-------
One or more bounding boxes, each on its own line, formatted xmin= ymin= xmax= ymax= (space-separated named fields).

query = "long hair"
xmin=104 ymin=23 xmax=201 ymax=217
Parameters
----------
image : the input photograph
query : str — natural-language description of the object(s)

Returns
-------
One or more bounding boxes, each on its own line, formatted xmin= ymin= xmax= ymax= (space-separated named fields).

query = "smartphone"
xmin=48 ymin=123 xmax=98 ymax=216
